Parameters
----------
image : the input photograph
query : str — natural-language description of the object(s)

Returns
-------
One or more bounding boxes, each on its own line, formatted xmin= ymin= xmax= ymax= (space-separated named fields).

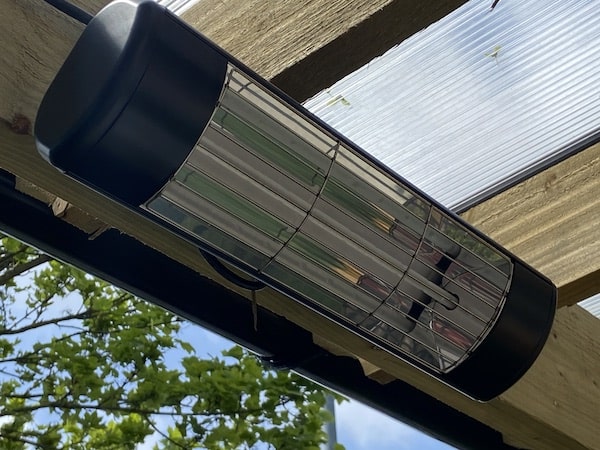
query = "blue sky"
xmin=336 ymin=400 xmax=454 ymax=450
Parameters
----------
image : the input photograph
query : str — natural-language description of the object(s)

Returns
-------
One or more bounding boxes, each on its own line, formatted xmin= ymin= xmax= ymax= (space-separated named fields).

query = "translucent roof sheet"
xmin=580 ymin=294 xmax=600 ymax=317
xmin=157 ymin=0 xmax=200 ymax=15
xmin=304 ymin=0 xmax=600 ymax=211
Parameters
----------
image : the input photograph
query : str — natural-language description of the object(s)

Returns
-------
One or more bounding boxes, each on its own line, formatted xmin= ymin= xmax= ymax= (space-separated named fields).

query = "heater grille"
xmin=147 ymin=65 xmax=513 ymax=373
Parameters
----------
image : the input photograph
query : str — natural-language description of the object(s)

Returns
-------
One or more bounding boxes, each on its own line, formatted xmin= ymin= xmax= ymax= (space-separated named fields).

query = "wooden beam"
xmin=0 ymin=0 xmax=112 ymax=128
xmin=15 ymin=178 xmax=110 ymax=237
xmin=2 ymin=123 xmax=600 ymax=450
xmin=461 ymin=143 xmax=600 ymax=307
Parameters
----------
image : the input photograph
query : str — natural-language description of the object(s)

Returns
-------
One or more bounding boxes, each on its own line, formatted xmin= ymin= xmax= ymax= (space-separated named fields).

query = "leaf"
xmin=222 ymin=344 xmax=244 ymax=360
xmin=179 ymin=341 xmax=194 ymax=354
xmin=486 ymin=45 xmax=502 ymax=60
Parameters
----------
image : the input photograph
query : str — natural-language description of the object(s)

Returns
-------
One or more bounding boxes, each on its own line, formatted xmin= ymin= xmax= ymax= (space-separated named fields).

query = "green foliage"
xmin=0 ymin=234 xmax=345 ymax=449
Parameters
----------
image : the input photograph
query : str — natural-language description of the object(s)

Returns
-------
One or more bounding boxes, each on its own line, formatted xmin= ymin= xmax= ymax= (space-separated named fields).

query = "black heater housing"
xmin=35 ymin=0 xmax=556 ymax=401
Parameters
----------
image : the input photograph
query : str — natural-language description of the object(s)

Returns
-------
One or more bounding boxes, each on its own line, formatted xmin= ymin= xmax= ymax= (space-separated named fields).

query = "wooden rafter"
xmin=1 ymin=0 xmax=599 ymax=448
xmin=462 ymin=143 xmax=600 ymax=308
xmin=3 ymin=125 xmax=599 ymax=449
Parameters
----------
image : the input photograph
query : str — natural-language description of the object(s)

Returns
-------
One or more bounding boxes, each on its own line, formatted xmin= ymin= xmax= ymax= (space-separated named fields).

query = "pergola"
xmin=1 ymin=1 xmax=599 ymax=449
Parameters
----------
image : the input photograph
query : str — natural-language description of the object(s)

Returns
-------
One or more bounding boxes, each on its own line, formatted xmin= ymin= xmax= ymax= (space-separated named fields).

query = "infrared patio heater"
xmin=35 ymin=0 xmax=556 ymax=401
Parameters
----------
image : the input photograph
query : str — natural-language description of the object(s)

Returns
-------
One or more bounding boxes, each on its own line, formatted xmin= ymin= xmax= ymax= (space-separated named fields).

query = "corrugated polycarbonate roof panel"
xmin=304 ymin=0 xmax=600 ymax=211
xmin=157 ymin=0 xmax=200 ymax=15
xmin=580 ymin=294 xmax=600 ymax=318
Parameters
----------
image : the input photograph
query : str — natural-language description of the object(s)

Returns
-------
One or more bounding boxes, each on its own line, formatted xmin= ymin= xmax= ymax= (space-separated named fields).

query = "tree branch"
xmin=98 ymin=364 xmax=142 ymax=409
xmin=0 ymin=368 xmax=22 ymax=379
xmin=146 ymin=416 xmax=188 ymax=450
xmin=0 ymin=354 xmax=42 ymax=365
xmin=4 ymin=398 xmax=289 ymax=420
xmin=0 ymin=310 xmax=92 ymax=336
xmin=11 ymin=291 xmax=59 ymax=330
xmin=0 ymin=242 xmax=29 ymax=271
xmin=2 ymin=393 xmax=44 ymax=402
xmin=0 ymin=254 xmax=51 ymax=287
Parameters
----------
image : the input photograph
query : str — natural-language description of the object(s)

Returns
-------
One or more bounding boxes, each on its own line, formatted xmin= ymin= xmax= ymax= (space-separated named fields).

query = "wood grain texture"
xmin=462 ymin=144 xmax=600 ymax=307
xmin=500 ymin=305 xmax=600 ymax=449
xmin=1 ymin=123 xmax=599 ymax=449
xmin=0 ymin=0 xmax=112 ymax=124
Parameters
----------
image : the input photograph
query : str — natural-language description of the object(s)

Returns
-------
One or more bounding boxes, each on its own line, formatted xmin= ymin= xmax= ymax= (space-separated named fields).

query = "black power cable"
xmin=43 ymin=0 xmax=93 ymax=25
xmin=199 ymin=249 xmax=265 ymax=291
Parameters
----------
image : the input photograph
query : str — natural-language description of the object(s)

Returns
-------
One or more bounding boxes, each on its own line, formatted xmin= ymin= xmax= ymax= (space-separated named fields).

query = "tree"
xmin=0 ymin=234 xmax=343 ymax=449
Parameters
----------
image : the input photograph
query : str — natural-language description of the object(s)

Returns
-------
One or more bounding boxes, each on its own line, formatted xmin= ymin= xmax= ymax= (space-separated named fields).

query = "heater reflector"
xmin=146 ymin=66 xmax=513 ymax=373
